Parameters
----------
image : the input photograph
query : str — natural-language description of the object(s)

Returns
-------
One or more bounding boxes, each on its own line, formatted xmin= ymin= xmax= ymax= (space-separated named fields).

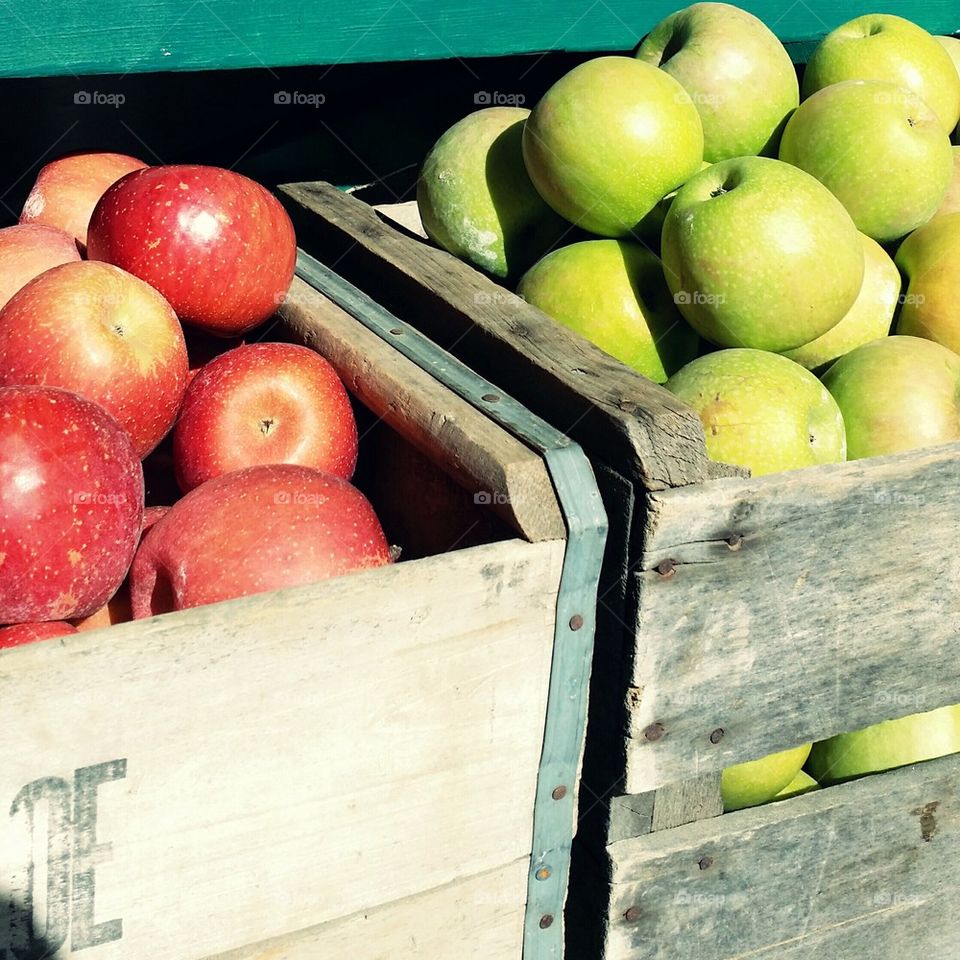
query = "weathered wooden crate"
xmin=0 ymin=265 xmax=609 ymax=958
xmin=281 ymin=180 xmax=960 ymax=959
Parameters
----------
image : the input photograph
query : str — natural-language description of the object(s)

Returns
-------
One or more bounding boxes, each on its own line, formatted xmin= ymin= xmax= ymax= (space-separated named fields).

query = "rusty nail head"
xmin=389 ymin=327 xmax=404 ymax=335
xmin=619 ymin=400 xmax=638 ymax=413
xmin=536 ymin=867 xmax=552 ymax=881
xmin=482 ymin=393 xmax=500 ymax=403
xmin=569 ymin=614 xmax=584 ymax=631
xmin=644 ymin=722 xmax=665 ymax=742
xmin=539 ymin=914 xmax=554 ymax=929
xmin=709 ymin=727 xmax=725 ymax=744
xmin=656 ymin=559 xmax=676 ymax=578
xmin=624 ymin=906 xmax=642 ymax=922
xmin=552 ymin=785 xmax=568 ymax=801
xmin=698 ymin=855 xmax=714 ymax=870
xmin=726 ymin=534 xmax=743 ymax=550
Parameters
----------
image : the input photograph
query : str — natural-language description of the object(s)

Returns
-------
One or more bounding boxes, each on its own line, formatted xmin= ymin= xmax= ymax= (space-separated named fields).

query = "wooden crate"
xmin=280 ymin=180 xmax=960 ymax=959
xmin=0 ymin=270 xmax=609 ymax=958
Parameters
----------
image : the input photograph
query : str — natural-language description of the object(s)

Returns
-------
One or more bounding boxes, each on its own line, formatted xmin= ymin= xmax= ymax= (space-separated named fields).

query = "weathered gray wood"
xmin=604 ymin=752 xmax=960 ymax=960
xmin=623 ymin=441 xmax=960 ymax=794
xmin=279 ymin=274 xmax=564 ymax=543
xmin=279 ymin=181 xmax=744 ymax=493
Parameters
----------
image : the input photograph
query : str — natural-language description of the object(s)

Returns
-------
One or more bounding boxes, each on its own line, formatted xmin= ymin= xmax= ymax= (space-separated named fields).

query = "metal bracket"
xmin=295 ymin=249 xmax=608 ymax=959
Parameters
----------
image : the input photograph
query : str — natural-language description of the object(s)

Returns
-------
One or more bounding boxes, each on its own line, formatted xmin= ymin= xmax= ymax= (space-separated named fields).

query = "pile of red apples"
xmin=0 ymin=153 xmax=391 ymax=649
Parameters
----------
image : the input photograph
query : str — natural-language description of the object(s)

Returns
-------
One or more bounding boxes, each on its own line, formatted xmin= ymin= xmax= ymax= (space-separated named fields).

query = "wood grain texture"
xmin=623 ymin=442 xmax=960 ymax=795
xmin=0 ymin=538 xmax=563 ymax=959
xmin=281 ymin=181 xmax=744 ymax=493
xmin=604 ymin=753 xmax=960 ymax=960
xmin=209 ymin=860 xmax=526 ymax=959
xmin=0 ymin=1 xmax=956 ymax=78
xmin=280 ymin=275 xmax=565 ymax=542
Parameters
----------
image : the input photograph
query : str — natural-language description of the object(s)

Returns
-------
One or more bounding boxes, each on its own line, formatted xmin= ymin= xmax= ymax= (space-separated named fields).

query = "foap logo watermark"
xmin=673 ymin=891 xmax=726 ymax=906
xmin=873 ymin=891 xmax=924 ymax=908
xmin=674 ymin=290 xmax=725 ymax=307
xmin=874 ymin=690 xmax=932 ymax=712
xmin=274 ymin=490 xmax=330 ymax=506
xmin=898 ymin=292 xmax=925 ymax=306
xmin=871 ymin=488 xmax=924 ymax=507
xmin=474 ymin=91 xmax=525 ymax=107
xmin=474 ymin=491 xmax=512 ymax=506
xmin=473 ymin=290 xmax=517 ymax=307
xmin=274 ymin=90 xmax=326 ymax=108
xmin=72 ymin=490 xmax=128 ymax=507
xmin=74 ymin=90 xmax=125 ymax=108
xmin=677 ymin=91 xmax=726 ymax=107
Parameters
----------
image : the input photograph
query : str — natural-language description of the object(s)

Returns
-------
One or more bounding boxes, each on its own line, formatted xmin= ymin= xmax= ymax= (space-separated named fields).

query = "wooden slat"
xmin=280 ymin=181 xmax=744 ymax=493
xmin=280 ymin=275 xmax=565 ymax=543
xmin=0 ymin=538 xmax=563 ymax=959
xmin=604 ymin=753 xmax=960 ymax=960
xmin=622 ymin=442 xmax=960 ymax=794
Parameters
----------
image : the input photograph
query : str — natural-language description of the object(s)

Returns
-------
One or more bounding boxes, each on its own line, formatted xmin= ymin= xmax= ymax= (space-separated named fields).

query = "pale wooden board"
xmin=279 ymin=275 xmax=565 ymax=543
xmin=280 ymin=182 xmax=744 ymax=493
xmin=0 ymin=538 xmax=563 ymax=959
xmin=604 ymin=753 xmax=960 ymax=960
xmin=211 ymin=859 xmax=526 ymax=960
xmin=375 ymin=201 xmax=428 ymax=240
xmin=623 ymin=442 xmax=960 ymax=794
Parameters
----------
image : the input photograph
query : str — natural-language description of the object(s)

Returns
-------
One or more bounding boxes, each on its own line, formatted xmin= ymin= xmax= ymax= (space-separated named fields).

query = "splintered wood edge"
xmin=279 ymin=182 xmax=746 ymax=492
xmin=278 ymin=276 xmax=565 ymax=543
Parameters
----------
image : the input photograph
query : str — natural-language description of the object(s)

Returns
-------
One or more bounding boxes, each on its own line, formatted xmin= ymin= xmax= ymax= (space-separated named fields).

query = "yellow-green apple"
xmin=516 ymin=239 xmax=698 ymax=382
xmin=636 ymin=2 xmax=798 ymax=162
xmin=0 ymin=621 xmax=78 ymax=649
xmin=666 ymin=348 xmax=846 ymax=475
xmin=781 ymin=233 xmax=899 ymax=372
xmin=0 ymin=385 xmax=143 ymax=624
xmin=635 ymin=160 xmax=711 ymax=250
xmin=935 ymin=35 xmax=960 ymax=84
xmin=20 ymin=152 xmax=147 ymax=250
xmin=802 ymin=14 xmax=960 ymax=133
xmin=931 ymin=147 xmax=960 ymax=218
xmin=807 ymin=703 xmax=960 ymax=785
xmin=721 ymin=743 xmax=812 ymax=811
xmin=87 ymin=165 xmax=296 ymax=337
xmin=661 ymin=157 xmax=863 ymax=350
xmin=417 ymin=108 xmax=569 ymax=280
xmin=822 ymin=335 xmax=960 ymax=459
xmin=895 ymin=213 xmax=960 ymax=352
xmin=522 ymin=56 xmax=703 ymax=237
xmin=173 ymin=342 xmax=358 ymax=492
xmin=773 ymin=769 xmax=819 ymax=800
xmin=130 ymin=464 xmax=391 ymax=617
xmin=0 ymin=261 xmax=189 ymax=457
xmin=779 ymin=81 xmax=952 ymax=242
xmin=0 ymin=223 xmax=80 ymax=310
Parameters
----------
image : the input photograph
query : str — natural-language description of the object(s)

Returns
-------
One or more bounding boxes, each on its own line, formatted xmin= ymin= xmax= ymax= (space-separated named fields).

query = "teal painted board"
xmin=0 ymin=0 xmax=958 ymax=78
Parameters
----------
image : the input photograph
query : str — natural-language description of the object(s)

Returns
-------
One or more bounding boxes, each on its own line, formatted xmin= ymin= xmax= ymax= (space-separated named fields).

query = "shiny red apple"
xmin=0 ymin=223 xmax=80 ymax=310
xmin=20 ymin=152 xmax=147 ymax=250
xmin=130 ymin=464 xmax=391 ymax=617
xmin=0 ymin=620 xmax=78 ymax=648
xmin=0 ymin=261 xmax=189 ymax=457
xmin=87 ymin=164 xmax=296 ymax=337
xmin=173 ymin=342 xmax=358 ymax=492
xmin=0 ymin=386 xmax=144 ymax=623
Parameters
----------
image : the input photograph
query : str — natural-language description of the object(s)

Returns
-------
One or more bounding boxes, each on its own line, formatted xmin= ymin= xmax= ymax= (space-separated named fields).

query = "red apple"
xmin=130 ymin=465 xmax=391 ymax=617
xmin=87 ymin=165 xmax=297 ymax=337
xmin=0 ymin=386 xmax=144 ymax=623
xmin=0 ymin=260 xmax=189 ymax=457
xmin=20 ymin=152 xmax=147 ymax=250
xmin=0 ymin=620 xmax=78 ymax=648
xmin=173 ymin=343 xmax=358 ymax=492
xmin=0 ymin=223 xmax=80 ymax=310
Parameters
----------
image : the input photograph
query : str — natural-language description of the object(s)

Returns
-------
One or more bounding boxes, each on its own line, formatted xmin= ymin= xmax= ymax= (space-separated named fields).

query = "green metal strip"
xmin=295 ymin=249 xmax=607 ymax=958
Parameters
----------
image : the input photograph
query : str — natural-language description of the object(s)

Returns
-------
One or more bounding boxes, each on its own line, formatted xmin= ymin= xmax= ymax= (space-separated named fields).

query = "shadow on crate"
xmin=0 ymin=890 xmax=58 ymax=958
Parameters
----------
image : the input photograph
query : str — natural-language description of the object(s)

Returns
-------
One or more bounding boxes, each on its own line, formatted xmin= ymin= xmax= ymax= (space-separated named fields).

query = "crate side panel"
xmin=624 ymin=443 xmax=960 ymax=793
xmin=605 ymin=753 xmax=960 ymax=960
xmin=0 ymin=538 xmax=562 ymax=959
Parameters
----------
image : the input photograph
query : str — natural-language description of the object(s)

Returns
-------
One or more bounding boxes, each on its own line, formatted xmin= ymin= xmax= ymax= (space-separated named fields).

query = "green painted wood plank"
xmin=0 ymin=0 xmax=957 ymax=79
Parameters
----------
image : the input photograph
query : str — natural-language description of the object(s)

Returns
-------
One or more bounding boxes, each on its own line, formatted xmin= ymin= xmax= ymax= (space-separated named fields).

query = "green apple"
xmin=936 ymin=35 xmax=960 ymax=82
xmin=895 ymin=213 xmax=960 ymax=352
xmin=517 ymin=240 xmax=699 ymax=382
xmin=780 ymin=233 xmax=899 ymax=372
xmin=773 ymin=769 xmax=819 ymax=800
xmin=636 ymin=2 xmax=798 ymax=162
xmin=666 ymin=348 xmax=846 ymax=475
xmin=802 ymin=14 xmax=960 ymax=134
xmin=822 ymin=335 xmax=960 ymax=459
xmin=931 ymin=146 xmax=960 ymax=219
xmin=807 ymin=703 xmax=960 ymax=786
xmin=635 ymin=161 xmax=711 ymax=251
xmin=417 ymin=107 xmax=569 ymax=281
xmin=779 ymin=81 xmax=952 ymax=243
xmin=722 ymin=743 xmax=812 ymax=811
xmin=522 ymin=56 xmax=704 ymax=237
xmin=661 ymin=157 xmax=863 ymax=351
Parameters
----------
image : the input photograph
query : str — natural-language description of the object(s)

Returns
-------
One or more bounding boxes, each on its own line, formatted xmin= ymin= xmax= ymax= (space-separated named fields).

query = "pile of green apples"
xmin=417 ymin=4 xmax=960 ymax=811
